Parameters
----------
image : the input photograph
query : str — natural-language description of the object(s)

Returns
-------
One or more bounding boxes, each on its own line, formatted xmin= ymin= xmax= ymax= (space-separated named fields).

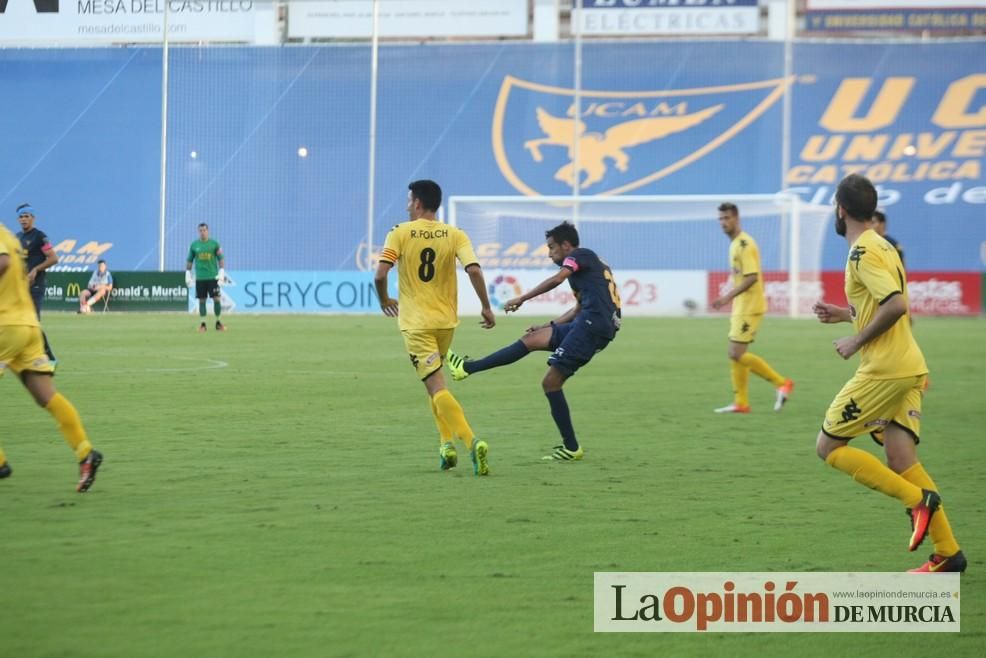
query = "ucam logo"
xmin=49 ymin=239 xmax=112 ymax=272
xmin=493 ymin=75 xmax=797 ymax=196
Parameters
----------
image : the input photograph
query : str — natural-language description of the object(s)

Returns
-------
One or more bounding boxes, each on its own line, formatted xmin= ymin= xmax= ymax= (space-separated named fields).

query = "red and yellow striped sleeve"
xmin=379 ymin=225 xmax=401 ymax=265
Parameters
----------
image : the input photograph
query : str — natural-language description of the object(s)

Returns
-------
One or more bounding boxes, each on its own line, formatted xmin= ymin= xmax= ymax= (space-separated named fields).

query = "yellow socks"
xmin=900 ymin=462 xmax=961 ymax=556
xmin=826 ymin=446 xmax=923 ymax=507
xmin=432 ymin=390 xmax=474 ymax=449
xmin=430 ymin=398 xmax=454 ymax=444
xmin=0 ymin=445 xmax=6 ymax=466
xmin=738 ymin=352 xmax=786 ymax=387
xmin=730 ymin=361 xmax=750 ymax=407
xmin=45 ymin=393 xmax=92 ymax=461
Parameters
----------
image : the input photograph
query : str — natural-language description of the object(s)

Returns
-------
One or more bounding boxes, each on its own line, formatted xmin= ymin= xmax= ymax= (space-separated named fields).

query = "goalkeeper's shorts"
xmin=195 ymin=279 xmax=220 ymax=300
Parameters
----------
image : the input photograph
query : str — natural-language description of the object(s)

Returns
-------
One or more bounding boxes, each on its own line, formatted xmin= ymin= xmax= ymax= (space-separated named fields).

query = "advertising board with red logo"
xmin=709 ymin=271 xmax=982 ymax=316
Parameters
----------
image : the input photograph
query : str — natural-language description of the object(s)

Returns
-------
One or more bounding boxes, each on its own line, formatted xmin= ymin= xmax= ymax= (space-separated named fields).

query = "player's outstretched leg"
xmin=447 ymin=325 xmax=552 ymax=382
xmin=447 ymin=340 xmax=529 ymax=381
xmin=0 ymin=446 xmax=11 ymax=479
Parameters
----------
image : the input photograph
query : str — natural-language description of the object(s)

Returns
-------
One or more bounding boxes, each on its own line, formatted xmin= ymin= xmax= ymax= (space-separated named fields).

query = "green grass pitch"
xmin=2 ymin=313 xmax=984 ymax=657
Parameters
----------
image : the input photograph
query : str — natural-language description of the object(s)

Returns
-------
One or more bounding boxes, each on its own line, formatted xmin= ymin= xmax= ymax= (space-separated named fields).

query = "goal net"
xmin=448 ymin=194 xmax=833 ymax=317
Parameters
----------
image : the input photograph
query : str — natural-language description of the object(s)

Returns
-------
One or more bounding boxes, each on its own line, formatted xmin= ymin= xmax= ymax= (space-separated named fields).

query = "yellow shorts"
xmin=822 ymin=374 xmax=927 ymax=443
xmin=401 ymin=329 xmax=454 ymax=381
xmin=728 ymin=313 xmax=763 ymax=344
xmin=0 ymin=325 xmax=54 ymax=378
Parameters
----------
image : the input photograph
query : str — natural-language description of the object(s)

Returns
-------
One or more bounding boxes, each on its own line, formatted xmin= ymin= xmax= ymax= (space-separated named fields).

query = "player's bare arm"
xmin=373 ymin=261 xmax=399 ymax=317
xmin=504 ymin=268 xmax=572 ymax=313
xmin=465 ymin=264 xmax=495 ymax=329
xmin=712 ymin=272 xmax=757 ymax=309
xmin=812 ymin=300 xmax=851 ymax=324
xmin=833 ymin=293 xmax=907 ymax=359
xmin=0 ymin=253 xmax=10 ymax=277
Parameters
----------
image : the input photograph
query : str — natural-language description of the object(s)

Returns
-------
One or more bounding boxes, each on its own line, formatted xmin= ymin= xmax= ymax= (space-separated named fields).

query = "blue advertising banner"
xmin=1 ymin=40 xmax=984 ymax=274
xmin=214 ymin=271 xmax=396 ymax=314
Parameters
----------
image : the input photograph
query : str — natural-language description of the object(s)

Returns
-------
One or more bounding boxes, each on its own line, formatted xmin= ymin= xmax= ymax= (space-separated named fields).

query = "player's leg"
xmin=817 ymin=376 xmax=936 ymax=549
xmin=426 ymin=371 xmax=488 ymax=475
xmin=732 ymin=314 xmax=793 ymax=409
xmin=0 ymin=330 xmax=14 ymax=477
xmin=196 ymin=281 xmax=208 ymax=331
xmin=30 ymin=285 xmax=57 ymax=362
xmin=212 ymin=281 xmax=225 ymax=331
xmin=541 ymin=323 xmax=609 ymax=462
xmin=877 ymin=377 xmax=963 ymax=571
xmin=717 ymin=337 xmax=751 ymax=413
xmin=447 ymin=323 xmax=553 ymax=381
xmin=13 ymin=327 xmax=102 ymax=492
xmin=79 ymin=289 xmax=91 ymax=312
xmin=406 ymin=330 xmax=485 ymax=473
xmin=429 ymin=330 xmax=457 ymax=469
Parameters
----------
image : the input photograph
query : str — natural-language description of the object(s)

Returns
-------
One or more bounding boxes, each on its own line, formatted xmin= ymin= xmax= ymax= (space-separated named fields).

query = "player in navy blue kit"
xmin=447 ymin=221 xmax=621 ymax=461
xmin=16 ymin=204 xmax=59 ymax=363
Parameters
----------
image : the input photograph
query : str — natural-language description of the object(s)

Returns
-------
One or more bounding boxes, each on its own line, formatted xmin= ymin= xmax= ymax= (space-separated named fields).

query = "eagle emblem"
xmin=524 ymin=105 xmax=723 ymax=190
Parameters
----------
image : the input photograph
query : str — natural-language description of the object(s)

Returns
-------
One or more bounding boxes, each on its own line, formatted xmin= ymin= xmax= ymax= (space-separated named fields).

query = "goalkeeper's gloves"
xmin=185 ymin=270 xmax=194 ymax=287
xmin=218 ymin=268 xmax=226 ymax=285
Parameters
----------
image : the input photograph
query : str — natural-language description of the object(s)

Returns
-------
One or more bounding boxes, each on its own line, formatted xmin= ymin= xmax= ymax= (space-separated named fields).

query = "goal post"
xmin=447 ymin=194 xmax=833 ymax=318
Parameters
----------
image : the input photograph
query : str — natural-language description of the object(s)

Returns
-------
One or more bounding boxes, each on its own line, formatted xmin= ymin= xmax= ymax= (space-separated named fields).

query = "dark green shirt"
xmin=187 ymin=239 xmax=223 ymax=280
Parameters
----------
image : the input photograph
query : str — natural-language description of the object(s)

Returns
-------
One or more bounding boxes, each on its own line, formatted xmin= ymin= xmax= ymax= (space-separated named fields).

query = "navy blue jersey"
xmin=561 ymin=247 xmax=622 ymax=338
xmin=17 ymin=227 xmax=52 ymax=287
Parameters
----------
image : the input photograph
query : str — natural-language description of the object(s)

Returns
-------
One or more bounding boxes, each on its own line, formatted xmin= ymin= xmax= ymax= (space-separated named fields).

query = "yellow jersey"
xmin=729 ymin=231 xmax=766 ymax=315
xmin=379 ymin=219 xmax=479 ymax=331
xmin=0 ymin=224 xmax=40 ymax=327
xmin=845 ymin=229 xmax=927 ymax=380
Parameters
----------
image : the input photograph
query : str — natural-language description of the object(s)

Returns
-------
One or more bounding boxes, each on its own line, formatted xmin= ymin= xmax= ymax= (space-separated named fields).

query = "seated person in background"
xmin=79 ymin=260 xmax=113 ymax=313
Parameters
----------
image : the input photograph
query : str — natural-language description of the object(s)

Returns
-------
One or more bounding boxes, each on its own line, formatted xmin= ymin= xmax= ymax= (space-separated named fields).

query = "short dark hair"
xmin=717 ymin=202 xmax=739 ymax=215
xmin=408 ymin=179 xmax=442 ymax=212
xmin=836 ymin=174 xmax=878 ymax=221
xmin=545 ymin=221 xmax=580 ymax=248
xmin=198 ymin=222 xmax=208 ymax=229
xmin=872 ymin=209 xmax=886 ymax=224
xmin=97 ymin=259 xmax=106 ymax=265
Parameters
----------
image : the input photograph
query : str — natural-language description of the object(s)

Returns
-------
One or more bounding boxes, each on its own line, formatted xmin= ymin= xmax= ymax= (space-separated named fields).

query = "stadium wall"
xmin=2 ymin=40 xmax=983 ymax=281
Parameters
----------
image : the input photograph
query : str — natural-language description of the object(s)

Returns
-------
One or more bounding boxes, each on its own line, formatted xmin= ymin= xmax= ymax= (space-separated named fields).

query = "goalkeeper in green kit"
xmin=186 ymin=223 xmax=226 ymax=332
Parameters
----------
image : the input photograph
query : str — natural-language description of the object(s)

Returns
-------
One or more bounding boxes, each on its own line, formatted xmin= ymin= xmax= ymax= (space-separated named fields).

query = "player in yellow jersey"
xmin=374 ymin=180 xmax=496 ymax=475
xmin=711 ymin=202 xmax=793 ymax=414
xmin=813 ymin=174 xmax=964 ymax=573
xmin=0 ymin=223 xmax=103 ymax=492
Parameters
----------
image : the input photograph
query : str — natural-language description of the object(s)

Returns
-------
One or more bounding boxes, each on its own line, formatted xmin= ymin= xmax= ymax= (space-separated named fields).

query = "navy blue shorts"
xmin=547 ymin=320 xmax=613 ymax=378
